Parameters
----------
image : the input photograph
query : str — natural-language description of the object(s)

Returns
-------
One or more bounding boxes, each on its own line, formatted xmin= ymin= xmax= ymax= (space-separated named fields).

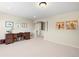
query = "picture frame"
xmin=5 ymin=21 xmax=14 ymax=28
xmin=66 ymin=20 xmax=78 ymax=30
xmin=56 ymin=22 xmax=64 ymax=29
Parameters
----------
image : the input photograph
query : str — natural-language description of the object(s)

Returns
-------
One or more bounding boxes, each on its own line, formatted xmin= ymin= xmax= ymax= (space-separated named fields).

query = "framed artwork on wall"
xmin=66 ymin=20 xmax=78 ymax=30
xmin=56 ymin=22 xmax=64 ymax=29
xmin=5 ymin=21 xmax=14 ymax=28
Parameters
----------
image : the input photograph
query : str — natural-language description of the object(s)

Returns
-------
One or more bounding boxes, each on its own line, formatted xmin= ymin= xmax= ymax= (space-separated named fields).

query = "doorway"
xmin=34 ymin=21 xmax=48 ymax=39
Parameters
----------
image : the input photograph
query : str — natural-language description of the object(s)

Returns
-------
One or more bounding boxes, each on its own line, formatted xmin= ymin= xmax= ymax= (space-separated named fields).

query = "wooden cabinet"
xmin=23 ymin=32 xmax=30 ymax=39
xmin=5 ymin=32 xmax=30 ymax=44
xmin=5 ymin=34 xmax=16 ymax=44
xmin=0 ymin=39 xmax=5 ymax=44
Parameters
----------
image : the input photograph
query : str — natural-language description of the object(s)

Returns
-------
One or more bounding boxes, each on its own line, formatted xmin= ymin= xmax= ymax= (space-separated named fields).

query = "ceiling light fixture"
xmin=39 ymin=2 xmax=47 ymax=8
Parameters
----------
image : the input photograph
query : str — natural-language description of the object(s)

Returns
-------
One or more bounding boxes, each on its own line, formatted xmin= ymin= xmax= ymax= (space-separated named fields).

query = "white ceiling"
xmin=0 ymin=2 xmax=79 ymax=20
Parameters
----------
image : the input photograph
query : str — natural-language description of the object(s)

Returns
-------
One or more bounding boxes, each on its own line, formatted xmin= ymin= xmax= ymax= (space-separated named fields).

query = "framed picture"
xmin=5 ymin=21 xmax=14 ymax=27
xmin=56 ymin=22 xmax=64 ymax=29
xmin=66 ymin=20 xmax=78 ymax=30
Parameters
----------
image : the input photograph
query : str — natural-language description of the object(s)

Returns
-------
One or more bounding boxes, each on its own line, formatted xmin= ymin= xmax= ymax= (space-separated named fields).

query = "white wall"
xmin=0 ymin=12 xmax=34 ymax=39
xmin=36 ymin=11 xmax=79 ymax=48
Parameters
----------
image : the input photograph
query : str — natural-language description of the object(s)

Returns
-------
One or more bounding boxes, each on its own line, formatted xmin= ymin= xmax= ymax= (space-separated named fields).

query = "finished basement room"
xmin=0 ymin=2 xmax=79 ymax=57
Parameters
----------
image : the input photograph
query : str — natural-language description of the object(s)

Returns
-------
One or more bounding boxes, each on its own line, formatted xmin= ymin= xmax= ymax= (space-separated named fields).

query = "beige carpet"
xmin=0 ymin=39 xmax=79 ymax=57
